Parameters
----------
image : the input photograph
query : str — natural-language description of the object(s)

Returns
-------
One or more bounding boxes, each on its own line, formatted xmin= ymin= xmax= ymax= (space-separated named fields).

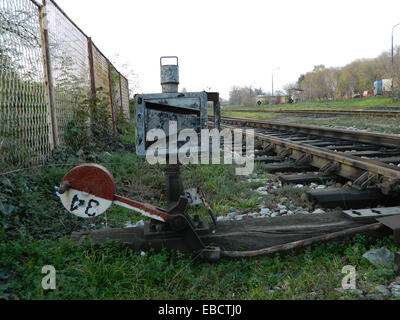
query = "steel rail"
xmin=218 ymin=116 xmax=400 ymax=148
xmin=209 ymin=116 xmax=400 ymax=195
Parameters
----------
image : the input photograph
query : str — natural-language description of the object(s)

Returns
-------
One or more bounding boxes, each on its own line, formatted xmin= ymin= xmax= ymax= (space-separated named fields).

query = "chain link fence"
xmin=0 ymin=0 xmax=131 ymax=169
xmin=0 ymin=0 xmax=51 ymax=167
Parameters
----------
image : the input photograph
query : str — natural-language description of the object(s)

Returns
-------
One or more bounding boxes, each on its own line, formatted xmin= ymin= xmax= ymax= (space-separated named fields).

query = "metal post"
xmin=118 ymin=72 xmax=124 ymax=120
xmin=271 ymin=73 xmax=274 ymax=98
xmin=87 ymin=37 xmax=96 ymax=100
xmin=214 ymin=96 xmax=221 ymax=132
xmin=107 ymin=62 xmax=116 ymax=133
xmin=160 ymin=56 xmax=185 ymax=210
xmin=392 ymin=23 xmax=400 ymax=97
xmin=39 ymin=2 xmax=58 ymax=148
xmin=271 ymin=67 xmax=280 ymax=99
xmin=87 ymin=37 xmax=96 ymax=136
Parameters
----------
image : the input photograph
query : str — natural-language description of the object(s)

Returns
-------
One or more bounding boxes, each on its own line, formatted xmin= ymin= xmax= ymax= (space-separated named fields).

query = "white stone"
xmin=375 ymin=285 xmax=391 ymax=297
xmin=297 ymin=210 xmax=310 ymax=215
xmin=228 ymin=212 xmax=237 ymax=218
xmin=312 ymin=209 xmax=326 ymax=214
xmin=136 ymin=220 xmax=144 ymax=227
xmin=363 ymin=247 xmax=394 ymax=268
xmin=124 ymin=222 xmax=136 ymax=228
xmin=294 ymin=184 xmax=304 ymax=189
xmin=316 ymin=185 xmax=326 ymax=189
xmin=389 ymin=283 xmax=400 ymax=297
xmin=260 ymin=208 xmax=271 ymax=215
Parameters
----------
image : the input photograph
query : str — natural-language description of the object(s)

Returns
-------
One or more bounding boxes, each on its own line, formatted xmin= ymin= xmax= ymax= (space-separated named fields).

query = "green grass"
xmin=1 ymin=125 xmax=400 ymax=300
xmin=222 ymin=111 xmax=278 ymax=120
xmin=224 ymin=97 xmax=400 ymax=112
xmin=1 ymin=234 xmax=399 ymax=300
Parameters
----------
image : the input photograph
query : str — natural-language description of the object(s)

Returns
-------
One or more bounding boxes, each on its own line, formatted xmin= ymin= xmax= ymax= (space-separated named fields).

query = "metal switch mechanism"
xmin=58 ymin=57 xmax=222 ymax=260
xmin=58 ymin=163 xmax=219 ymax=259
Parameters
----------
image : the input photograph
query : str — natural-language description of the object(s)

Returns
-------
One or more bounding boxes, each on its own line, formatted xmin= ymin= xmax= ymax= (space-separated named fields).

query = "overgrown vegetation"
xmin=1 ymin=103 xmax=399 ymax=300
xmin=64 ymin=88 xmax=134 ymax=155
xmin=225 ymin=46 xmax=400 ymax=107
xmin=297 ymin=49 xmax=400 ymax=101
xmin=1 ymin=134 xmax=399 ymax=300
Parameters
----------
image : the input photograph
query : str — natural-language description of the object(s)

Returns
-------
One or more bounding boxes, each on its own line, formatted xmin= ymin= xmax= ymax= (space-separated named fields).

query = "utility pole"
xmin=391 ymin=23 xmax=400 ymax=96
xmin=272 ymin=67 xmax=280 ymax=99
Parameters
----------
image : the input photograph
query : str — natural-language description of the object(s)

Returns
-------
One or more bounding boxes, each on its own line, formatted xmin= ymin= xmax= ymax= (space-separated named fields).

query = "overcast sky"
xmin=56 ymin=0 xmax=400 ymax=99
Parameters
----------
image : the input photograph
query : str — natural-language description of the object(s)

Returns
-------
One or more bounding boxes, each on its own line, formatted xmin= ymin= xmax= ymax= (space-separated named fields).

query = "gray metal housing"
xmin=135 ymin=92 xmax=209 ymax=156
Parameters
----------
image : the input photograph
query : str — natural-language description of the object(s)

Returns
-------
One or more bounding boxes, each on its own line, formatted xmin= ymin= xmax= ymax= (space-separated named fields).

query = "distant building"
xmin=373 ymin=79 xmax=392 ymax=96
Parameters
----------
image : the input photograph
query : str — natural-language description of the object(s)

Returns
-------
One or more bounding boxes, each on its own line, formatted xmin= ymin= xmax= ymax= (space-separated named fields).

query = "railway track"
xmin=225 ymin=108 xmax=400 ymax=117
xmin=71 ymin=114 xmax=400 ymax=256
xmin=210 ymin=115 xmax=400 ymax=210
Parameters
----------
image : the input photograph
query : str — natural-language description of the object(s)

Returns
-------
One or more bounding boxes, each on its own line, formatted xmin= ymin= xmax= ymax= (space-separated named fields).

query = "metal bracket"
xmin=319 ymin=162 xmax=339 ymax=176
xmin=353 ymin=172 xmax=379 ymax=190
xmin=295 ymin=153 xmax=312 ymax=166
xmin=277 ymin=148 xmax=291 ymax=159
xmin=255 ymin=143 xmax=275 ymax=156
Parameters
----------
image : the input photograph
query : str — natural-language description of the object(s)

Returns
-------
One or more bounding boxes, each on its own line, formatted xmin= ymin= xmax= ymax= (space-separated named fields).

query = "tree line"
xmin=297 ymin=47 xmax=400 ymax=101
xmin=227 ymin=47 xmax=400 ymax=105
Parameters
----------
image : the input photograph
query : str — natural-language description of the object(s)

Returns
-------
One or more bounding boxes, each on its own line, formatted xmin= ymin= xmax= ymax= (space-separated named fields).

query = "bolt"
xmin=58 ymin=182 xmax=71 ymax=194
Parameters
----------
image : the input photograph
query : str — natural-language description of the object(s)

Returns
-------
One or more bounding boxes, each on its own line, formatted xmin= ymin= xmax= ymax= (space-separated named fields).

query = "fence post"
xmin=108 ymin=62 xmax=116 ymax=133
xmin=118 ymin=73 xmax=124 ymax=119
xmin=87 ymin=37 xmax=96 ymax=100
xmin=38 ymin=2 xmax=58 ymax=148
xmin=87 ymin=37 xmax=96 ymax=136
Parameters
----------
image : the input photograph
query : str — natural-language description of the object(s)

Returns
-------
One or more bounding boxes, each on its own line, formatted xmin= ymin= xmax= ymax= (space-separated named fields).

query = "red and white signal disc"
xmin=59 ymin=164 xmax=116 ymax=218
